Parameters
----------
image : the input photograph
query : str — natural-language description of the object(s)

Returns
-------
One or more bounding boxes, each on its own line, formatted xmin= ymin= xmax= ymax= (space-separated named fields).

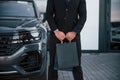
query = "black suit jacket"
xmin=46 ymin=0 xmax=87 ymax=34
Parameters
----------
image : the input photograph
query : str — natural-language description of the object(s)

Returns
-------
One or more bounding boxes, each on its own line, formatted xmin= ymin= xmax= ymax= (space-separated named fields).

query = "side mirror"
xmin=39 ymin=13 xmax=46 ymax=23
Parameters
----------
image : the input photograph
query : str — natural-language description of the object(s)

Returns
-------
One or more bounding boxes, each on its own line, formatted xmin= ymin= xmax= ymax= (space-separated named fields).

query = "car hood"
xmin=0 ymin=18 xmax=41 ymax=33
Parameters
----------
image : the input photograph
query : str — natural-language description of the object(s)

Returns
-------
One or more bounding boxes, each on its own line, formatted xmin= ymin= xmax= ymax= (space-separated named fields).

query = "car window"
xmin=0 ymin=1 xmax=36 ymax=18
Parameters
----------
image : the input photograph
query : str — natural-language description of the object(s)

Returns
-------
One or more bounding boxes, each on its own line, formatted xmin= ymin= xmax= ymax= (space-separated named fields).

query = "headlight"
xmin=12 ymin=30 xmax=42 ymax=44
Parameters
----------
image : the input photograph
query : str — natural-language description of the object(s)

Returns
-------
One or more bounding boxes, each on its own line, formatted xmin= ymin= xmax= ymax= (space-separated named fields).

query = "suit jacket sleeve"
xmin=46 ymin=0 xmax=58 ymax=31
xmin=73 ymin=0 xmax=87 ymax=34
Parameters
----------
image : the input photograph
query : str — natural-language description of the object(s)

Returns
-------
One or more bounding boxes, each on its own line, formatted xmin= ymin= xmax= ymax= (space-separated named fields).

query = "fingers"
xmin=54 ymin=30 xmax=76 ymax=42
xmin=66 ymin=32 xmax=76 ymax=42
xmin=54 ymin=29 xmax=65 ymax=41
xmin=58 ymin=31 xmax=66 ymax=41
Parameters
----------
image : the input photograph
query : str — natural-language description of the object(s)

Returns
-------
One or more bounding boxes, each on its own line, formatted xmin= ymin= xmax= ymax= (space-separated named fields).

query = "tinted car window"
xmin=0 ymin=1 xmax=36 ymax=18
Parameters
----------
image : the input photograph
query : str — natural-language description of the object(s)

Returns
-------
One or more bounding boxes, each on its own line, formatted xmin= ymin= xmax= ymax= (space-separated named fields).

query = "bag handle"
xmin=60 ymin=41 xmax=71 ymax=44
xmin=61 ymin=41 xmax=63 ymax=44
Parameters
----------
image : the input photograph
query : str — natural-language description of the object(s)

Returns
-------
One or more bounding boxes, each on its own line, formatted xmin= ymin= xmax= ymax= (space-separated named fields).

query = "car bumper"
xmin=0 ymin=42 xmax=47 ymax=78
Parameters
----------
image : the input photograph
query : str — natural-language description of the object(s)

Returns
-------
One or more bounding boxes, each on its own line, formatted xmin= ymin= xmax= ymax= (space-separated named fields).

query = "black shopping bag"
xmin=54 ymin=42 xmax=79 ymax=70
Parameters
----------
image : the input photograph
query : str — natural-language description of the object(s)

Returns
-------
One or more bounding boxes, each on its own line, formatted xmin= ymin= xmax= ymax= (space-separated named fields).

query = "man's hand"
xmin=54 ymin=29 xmax=65 ymax=42
xmin=66 ymin=32 xmax=76 ymax=42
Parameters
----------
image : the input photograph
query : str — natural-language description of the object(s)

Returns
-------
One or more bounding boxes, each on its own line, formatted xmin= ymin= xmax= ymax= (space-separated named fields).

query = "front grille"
xmin=19 ymin=51 xmax=42 ymax=72
xmin=0 ymin=34 xmax=21 ymax=56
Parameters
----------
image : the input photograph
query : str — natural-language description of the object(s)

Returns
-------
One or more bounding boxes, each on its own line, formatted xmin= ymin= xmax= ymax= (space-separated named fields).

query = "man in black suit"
xmin=46 ymin=0 xmax=87 ymax=80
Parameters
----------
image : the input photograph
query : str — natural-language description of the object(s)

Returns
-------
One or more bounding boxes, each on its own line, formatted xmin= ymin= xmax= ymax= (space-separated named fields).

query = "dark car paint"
xmin=0 ymin=0 xmax=47 ymax=79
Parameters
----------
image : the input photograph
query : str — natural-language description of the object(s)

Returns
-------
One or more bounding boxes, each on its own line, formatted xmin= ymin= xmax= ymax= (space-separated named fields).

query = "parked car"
xmin=0 ymin=0 xmax=48 ymax=80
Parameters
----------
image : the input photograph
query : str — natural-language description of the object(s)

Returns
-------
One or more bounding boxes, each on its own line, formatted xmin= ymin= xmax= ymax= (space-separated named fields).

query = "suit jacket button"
xmin=66 ymin=8 xmax=68 ymax=11
xmin=64 ymin=17 xmax=66 ymax=20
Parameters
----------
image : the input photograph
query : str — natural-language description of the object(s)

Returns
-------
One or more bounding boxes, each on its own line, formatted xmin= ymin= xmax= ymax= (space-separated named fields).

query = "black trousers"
xmin=48 ymin=33 xmax=84 ymax=80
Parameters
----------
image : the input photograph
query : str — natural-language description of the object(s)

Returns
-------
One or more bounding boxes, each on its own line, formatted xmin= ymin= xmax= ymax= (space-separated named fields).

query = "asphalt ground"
xmin=58 ymin=53 xmax=120 ymax=80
